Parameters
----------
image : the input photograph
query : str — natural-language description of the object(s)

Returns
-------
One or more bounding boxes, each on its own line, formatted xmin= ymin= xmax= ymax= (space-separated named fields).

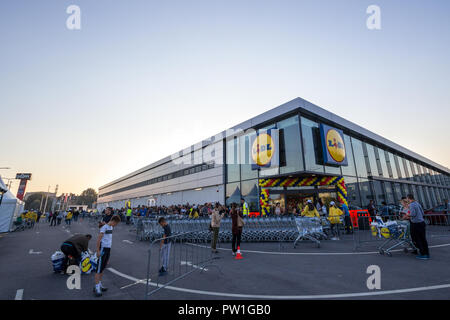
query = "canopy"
xmin=0 ymin=176 xmax=24 ymax=233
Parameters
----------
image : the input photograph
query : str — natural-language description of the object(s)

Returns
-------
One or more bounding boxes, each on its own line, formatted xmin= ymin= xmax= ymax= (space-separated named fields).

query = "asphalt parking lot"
xmin=1 ymin=218 xmax=450 ymax=300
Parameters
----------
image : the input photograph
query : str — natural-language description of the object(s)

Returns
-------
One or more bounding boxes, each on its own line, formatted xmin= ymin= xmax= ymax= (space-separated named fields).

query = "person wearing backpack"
xmin=231 ymin=203 xmax=244 ymax=256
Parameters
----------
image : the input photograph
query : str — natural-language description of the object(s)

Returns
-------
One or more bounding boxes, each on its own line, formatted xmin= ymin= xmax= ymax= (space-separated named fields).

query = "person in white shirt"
xmin=94 ymin=214 xmax=121 ymax=297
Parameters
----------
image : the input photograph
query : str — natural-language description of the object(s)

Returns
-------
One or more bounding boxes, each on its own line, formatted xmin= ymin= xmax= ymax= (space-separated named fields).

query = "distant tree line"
xmin=24 ymin=188 xmax=98 ymax=211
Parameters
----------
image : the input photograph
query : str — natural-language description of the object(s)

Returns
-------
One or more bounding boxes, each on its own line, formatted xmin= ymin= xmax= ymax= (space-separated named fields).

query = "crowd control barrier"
xmin=144 ymin=231 xmax=220 ymax=299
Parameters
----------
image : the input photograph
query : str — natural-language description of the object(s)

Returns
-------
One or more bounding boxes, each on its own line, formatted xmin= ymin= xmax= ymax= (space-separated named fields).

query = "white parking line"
xmin=29 ymin=249 xmax=42 ymax=255
xmin=15 ymin=289 xmax=24 ymax=300
xmin=107 ymin=267 xmax=450 ymax=299
xmin=122 ymin=240 xmax=134 ymax=244
xmin=187 ymin=242 xmax=450 ymax=256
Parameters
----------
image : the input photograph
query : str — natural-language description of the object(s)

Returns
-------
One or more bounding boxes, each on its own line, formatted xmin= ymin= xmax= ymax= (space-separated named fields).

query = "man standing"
xmin=126 ymin=207 xmax=132 ymax=225
xmin=240 ymin=198 xmax=249 ymax=216
xmin=158 ymin=217 xmax=172 ymax=275
xmin=99 ymin=207 xmax=113 ymax=228
xmin=405 ymin=194 xmax=430 ymax=260
xmin=367 ymin=200 xmax=377 ymax=221
xmin=50 ymin=211 xmax=58 ymax=227
xmin=94 ymin=215 xmax=121 ymax=297
xmin=340 ymin=200 xmax=353 ymax=234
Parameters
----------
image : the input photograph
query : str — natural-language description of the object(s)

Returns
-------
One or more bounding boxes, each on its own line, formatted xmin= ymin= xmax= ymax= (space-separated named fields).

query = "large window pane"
xmin=395 ymin=155 xmax=406 ymax=179
xmin=416 ymin=186 xmax=426 ymax=209
xmin=226 ymin=138 xmax=240 ymax=182
xmin=434 ymin=187 xmax=442 ymax=205
xmin=359 ymin=178 xmax=372 ymax=207
xmin=384 ymin=182 xmax=395 ymax=204
xmin=416 ymin=164 xmax=425 ymax=183
xmin=393 ymin=183 xmax=403 ymax=203
xmin=387 ymin=152 xmax=398 ymax=179
xmin=240 ymin=133 xmax=258 ymax=181
xmin=372 ymin=180 xmax=385 ymax=205
xmin=341 ymin=135 xmax=357 ymax=177
xmin=378 ymin=149 xmax=389 ymax=178
xmin=402 ymin=159 xmax=411 ymax=179
xmin=365 ymin=144 xmax=379 ymax=176
xmin=278 ymin=116 xmax=304 ymax=174
xmin=423 ymin=167 xmax=432 ymax=184
xmin=344 ymin=176 xmax=361 ymax=208
xmin=301 ymin=117 xmax=324 ymax=173
xmin=423 ymin=187 xmax=432 ymax=209
xmin=351 ymin=138 xmax=368 ymax=178
xmin=226 ymin=182 xmax=240 ymax=207
xmin=241 ymin=180 xmax=259 ymax=212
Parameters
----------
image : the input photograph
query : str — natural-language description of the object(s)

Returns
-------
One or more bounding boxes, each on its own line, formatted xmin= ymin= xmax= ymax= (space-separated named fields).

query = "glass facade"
xmin=351 ymin=138 xmax=368 ymax=178
xmin=224 ymin=110 xmax=450 ymax=212
xmin=301 ymin=117 xmax=323 ymax=173
xmin=278 ymin=116 xmax=304 ymax=174
xmin=365 ymin=144 xmax=379 ymax=177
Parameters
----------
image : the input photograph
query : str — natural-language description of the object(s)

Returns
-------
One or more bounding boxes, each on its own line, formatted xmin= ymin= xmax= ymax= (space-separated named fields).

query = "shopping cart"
xmin=293 ymin=217 xmax=326 ymax=248
xmin=370 ymin=217 xmax=416 ymax=257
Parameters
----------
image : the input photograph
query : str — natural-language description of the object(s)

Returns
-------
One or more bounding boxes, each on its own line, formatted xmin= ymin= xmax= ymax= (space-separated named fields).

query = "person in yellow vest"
xmin=240 ymin=198 xmax=249 ymax=216
xmin=328 ymin=201 xmax=344 ymax=240
xmin=189 ymin=207 xmax=194 ymax=219
xmin=301 ymin=200 xmax=320 ymax=218
xmin=66 ymin=210 xmax=73 ymax=226
xmin=126 ymin=208 xmax=132 ymax=225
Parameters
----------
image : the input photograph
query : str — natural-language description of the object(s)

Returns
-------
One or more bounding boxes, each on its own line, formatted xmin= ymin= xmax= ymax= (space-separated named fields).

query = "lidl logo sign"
xmin=251 ymin=129 xmax=279 ymax=169
xmin=320 ymin=124 xmax=348 ymax=166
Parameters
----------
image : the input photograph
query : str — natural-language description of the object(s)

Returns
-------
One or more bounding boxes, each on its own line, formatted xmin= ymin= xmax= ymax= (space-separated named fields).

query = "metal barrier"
xmin=353 ymin=213 xmax=450 ymax=251
xmin=137 ymin=216 xmax=348 ymax=247
xmin=145 ymin=230 xmax=220 ymax=298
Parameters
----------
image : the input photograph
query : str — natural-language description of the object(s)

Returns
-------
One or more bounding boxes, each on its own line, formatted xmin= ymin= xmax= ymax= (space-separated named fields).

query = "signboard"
xmin=319 ymin=124 xmax=348 ymax=166
xmin=16 ymin=173 xmax=32 ymax=180
xmin=16 ymin=179 xmax=28 ymax=201
xmin=251 ymin=129 xmax=279 ymax=170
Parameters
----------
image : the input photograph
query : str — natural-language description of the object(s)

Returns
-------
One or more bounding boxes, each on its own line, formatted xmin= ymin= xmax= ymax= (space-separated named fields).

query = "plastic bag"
xmin=80 ymin=251 xmax=93 ymax=274
xmin=51 ymin=251 xmax=65 ymax=273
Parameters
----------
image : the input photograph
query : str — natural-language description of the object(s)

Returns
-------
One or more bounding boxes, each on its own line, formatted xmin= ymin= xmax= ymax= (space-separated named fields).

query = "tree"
xmin=78 ymin=188 xmax=98 ymax=208
xmin=24 ymin=193 xmax=46 ymax=211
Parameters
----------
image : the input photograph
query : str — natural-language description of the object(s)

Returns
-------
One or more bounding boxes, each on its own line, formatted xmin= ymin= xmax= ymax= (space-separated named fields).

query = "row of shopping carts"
xmin=136 ymin=216 xmax=331 ymax=246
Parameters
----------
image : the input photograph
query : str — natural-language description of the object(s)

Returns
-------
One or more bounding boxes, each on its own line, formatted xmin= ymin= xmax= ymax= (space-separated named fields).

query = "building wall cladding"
xmin=98 ymin=140 xmax=224 ymax=205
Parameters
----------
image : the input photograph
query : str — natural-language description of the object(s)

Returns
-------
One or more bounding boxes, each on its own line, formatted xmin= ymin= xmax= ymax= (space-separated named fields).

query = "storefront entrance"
xmin=259 ymin=176 xmax=347 ymax=216
xmin=268 ymin=187 xmax=337 ymax=214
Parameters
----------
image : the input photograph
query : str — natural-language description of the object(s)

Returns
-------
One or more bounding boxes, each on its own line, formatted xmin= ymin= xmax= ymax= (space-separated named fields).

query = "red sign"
xmin=16 ymin=179 xmax=28 ymax=201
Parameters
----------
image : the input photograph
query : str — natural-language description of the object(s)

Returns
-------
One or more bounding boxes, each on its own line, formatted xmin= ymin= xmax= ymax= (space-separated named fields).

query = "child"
xmin=94 ymin=215 xmax=121 ymax=297
xmin=158 ymin=217 xmax=172 ymax=275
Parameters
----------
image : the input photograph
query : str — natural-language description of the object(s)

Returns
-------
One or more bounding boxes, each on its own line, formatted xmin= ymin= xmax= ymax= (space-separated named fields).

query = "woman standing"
xmin=301 ymin=200 xmax=320 ymax=218
xmin=231 ymin=203 xmax=244 ymax=256
xmin=274 ymin=203 xmax=282 ymax=216
xmin=210 ymin=203 xmax=225 ymax=253
xmin=328 ymin=201 xmax=344 ymax=240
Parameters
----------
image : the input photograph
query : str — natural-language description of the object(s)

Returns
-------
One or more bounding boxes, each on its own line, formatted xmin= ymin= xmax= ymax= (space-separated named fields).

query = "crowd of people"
xmin=13 ymin=209 xmax=94 ymax=230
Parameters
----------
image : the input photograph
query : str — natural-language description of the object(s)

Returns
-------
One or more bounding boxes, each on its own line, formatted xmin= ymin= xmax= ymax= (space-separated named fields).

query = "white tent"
xmin=0 ymin=176 xmax=24 ymax=233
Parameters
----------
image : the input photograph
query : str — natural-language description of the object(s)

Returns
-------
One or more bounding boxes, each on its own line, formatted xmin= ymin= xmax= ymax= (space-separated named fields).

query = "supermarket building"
xmin=97 ymin=98 xmax=450 ymax=213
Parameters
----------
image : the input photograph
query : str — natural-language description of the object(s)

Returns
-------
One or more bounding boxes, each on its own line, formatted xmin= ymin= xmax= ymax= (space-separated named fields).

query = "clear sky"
xmin=1 ymin=0 xmax=449 ymax=196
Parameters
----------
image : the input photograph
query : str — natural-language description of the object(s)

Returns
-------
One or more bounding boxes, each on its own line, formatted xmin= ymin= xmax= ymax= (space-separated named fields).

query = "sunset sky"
xmin=1 ymin=0 xmax=449 ymax=197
